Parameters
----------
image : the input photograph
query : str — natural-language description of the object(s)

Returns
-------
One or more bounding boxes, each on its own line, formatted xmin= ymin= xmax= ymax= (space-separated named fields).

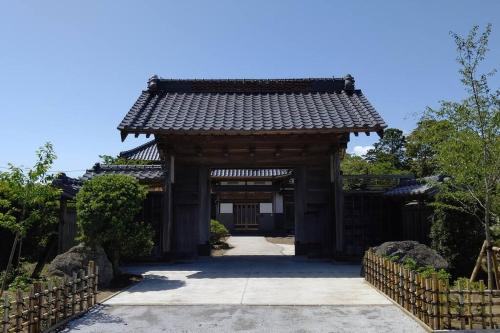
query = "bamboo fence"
xmin=1 ymin=261 xmax=98 ymax=333
xmin=364 ymin=250 xmax=500 ymax=330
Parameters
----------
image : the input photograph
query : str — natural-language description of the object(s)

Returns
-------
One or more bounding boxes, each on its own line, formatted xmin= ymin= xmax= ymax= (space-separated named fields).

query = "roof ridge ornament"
xmin=344 ymin=74 xmax=355 ymax=92
xmin=148 ymin=75 xmax=160 ymax=90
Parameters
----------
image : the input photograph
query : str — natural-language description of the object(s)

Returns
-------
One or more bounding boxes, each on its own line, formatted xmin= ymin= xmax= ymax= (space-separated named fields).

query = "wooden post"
xmin=47 ymin=281 xmax=52 ymax=328
xmin=33 ymin=282 xmax=42 ymax=333
xmin=54 ymin=280 xmax=61 ymax=324
xmin=71 ymin=272 xmax=77 ymax=316
xmin=410 ymin=270 xmax=415 ymax=314
xmin=432 ymin=274 xmax=440 ymax=330
xmin=331 ymin=151 xmax=343 ymax=254
xmin=458 ymin=279 xmax=465 ymax=330
xmin=490 ymin=250 xmax=500 ymax=289
xmin=488 ymin=287 xmax=493 ymax=328
xmin=471 ymin=240 xmax=487 ymax=282
xmin=87 ymin=261 xmax=94 ymax=307
xmin=479 ymin=280 xmax=486 ymax=329
xmin=15 ymin=289 xmax=22 ymax=332
xmin=466 ymin=280 xmax=472 ymax=329
xmin=442 ymin=279 xmax=451 ymax=329
xmin=94 ymin=266 xmax=99 ymax=303
xmin=28 ymin=287 xmax=35 ymax=333
xmin=2 ymin=294 xmax=9 ymax=333
xmin=79 ymin=269 xmax=85 ymax=311
xmin=62 ymin=278 xmax=68 ymax=319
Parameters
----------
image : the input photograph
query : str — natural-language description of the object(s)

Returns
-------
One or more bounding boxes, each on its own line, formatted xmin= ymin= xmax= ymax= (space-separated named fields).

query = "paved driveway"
xmin=62 ymin=237 xmax=424 ymax=332
xmin=105 ymin=256 xmax=390 ymax=305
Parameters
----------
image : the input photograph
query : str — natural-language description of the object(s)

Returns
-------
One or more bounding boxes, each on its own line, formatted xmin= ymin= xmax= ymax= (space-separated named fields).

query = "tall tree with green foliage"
xmin=365 ymin=128 xmax=408 ymax=170
xmin=405 ymin=119 xmax=454 ymax=177
xmin=425 ymin=24 xmax=499 ymax=288
xmin=0 ymin=143 xmax=60 ymax=295
xmin=76 ymin=174 xmax=153 ymax=275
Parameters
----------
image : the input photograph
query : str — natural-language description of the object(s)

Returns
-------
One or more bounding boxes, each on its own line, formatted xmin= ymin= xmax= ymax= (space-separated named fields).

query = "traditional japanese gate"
xmin=118 ymin=76 xmax=386 ymax=258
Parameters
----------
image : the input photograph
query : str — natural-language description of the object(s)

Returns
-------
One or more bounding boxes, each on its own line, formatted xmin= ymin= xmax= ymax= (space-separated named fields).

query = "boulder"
xmin=47 ymin=243 xmax=113 ymax=287
xmin=374 ymin=240 xmax=448 ymax=270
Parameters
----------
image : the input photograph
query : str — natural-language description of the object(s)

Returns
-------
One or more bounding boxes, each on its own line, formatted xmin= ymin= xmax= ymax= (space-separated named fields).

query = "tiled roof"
xmin=118 ymin=76 xmax=386 ymax=137
xmin=52 ymin=173 xmax=83 ymax=199
xmin=81 ymin=164 xmax=164 ymax=182
xmin=384 ymin=175 xmax=444 ymax=198
xmin=211 ymin=169 xmax=292 ymax=179
xmin=119 ymin=140 xmax=160 ymax=161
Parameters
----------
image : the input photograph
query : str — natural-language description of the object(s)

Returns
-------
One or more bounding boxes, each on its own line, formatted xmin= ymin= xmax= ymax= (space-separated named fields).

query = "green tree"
xmin=341 ymin=153 xmax=403 ymax=175
xmin=76 ymin=174 xmax=153 ymax=275
xmin=0 ymin=143 xmax=60 ymax=295
xmin=99 ymin=154 xmax=151 ymax=165
xmin=405 ymin=119 xmax=454 ymax=177
xmin=365 ymin=128 xmax=408 ymax=170
xmin=426 ymin=24 xmax=499 ymax=288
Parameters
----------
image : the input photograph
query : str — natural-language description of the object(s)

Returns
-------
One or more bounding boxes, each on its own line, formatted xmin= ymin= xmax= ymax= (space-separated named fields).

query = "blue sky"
xmin=0 ymin=0 xmax=499 ymax=176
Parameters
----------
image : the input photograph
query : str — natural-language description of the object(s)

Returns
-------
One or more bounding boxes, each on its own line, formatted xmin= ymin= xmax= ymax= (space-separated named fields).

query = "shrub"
xmin=76 ymin=174 xmax=153 ymax=276
xmin=430 ymin=203 xmax=483 ymax=277
xmin=401 ymin=257 xmax=451 ymax=281
xmin=210 ymin=219 xmax=229 ymax=245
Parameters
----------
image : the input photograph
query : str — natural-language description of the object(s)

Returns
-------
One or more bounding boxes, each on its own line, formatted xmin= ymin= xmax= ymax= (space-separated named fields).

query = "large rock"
xmin=374 ymin=241 xmax=449 ymax=270
xmin=48 ymin=243 xmax=113 ymax=287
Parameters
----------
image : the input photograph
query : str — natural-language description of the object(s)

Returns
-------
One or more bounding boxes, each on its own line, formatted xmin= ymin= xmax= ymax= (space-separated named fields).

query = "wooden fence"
xmin=1 ymin=261 xmax=98 ymax=333
xmin=364 ymin=250 xmax=500 ymax=330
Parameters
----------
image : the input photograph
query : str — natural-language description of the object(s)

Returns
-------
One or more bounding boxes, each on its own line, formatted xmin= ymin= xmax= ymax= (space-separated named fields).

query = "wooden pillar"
xmin=331 ymin=151 xmax=344 ymax=254
xmin=198 ymin=166 xmax=211 ymax=255
xmin=294 ymin=166 xmax=306 ymax=255
xmin=161 ymin=155 xmax=174 ymax=254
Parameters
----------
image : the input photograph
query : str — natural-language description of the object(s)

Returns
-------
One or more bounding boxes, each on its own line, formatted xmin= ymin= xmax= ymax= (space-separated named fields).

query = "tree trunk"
xmin=31 ymin=234 xmax=57 ymax=278
xmin=111 ymin=249 xmax=121 ymax=277
xmin=0 ymin=234 xmax=18 ymax=297
xmin=484 ymin=191 xmax=493 ymax=289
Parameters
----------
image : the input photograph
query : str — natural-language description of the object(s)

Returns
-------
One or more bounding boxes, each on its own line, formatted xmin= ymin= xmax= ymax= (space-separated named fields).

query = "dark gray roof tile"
xmin=118 ymin=77 xmax=387 ymax=136
xmin=81 ymin=164 xmax=164 ymax=182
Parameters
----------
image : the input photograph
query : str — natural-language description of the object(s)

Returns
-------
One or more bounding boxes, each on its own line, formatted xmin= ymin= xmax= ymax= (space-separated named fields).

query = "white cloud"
xmin=351 ymin=145 xmax=374 ymax=156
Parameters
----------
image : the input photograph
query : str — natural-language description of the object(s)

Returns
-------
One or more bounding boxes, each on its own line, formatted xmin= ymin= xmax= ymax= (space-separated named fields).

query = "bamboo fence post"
xmin=405 ymin=268 xmax=411 ymax=310
xmin=415 ymin=274 xmax=421 ymax=320
xmin=47 ymin=281 xmax=52 ymax=328
xmin=62 ymin=278 xmax=68 ymax=320
xmin=28 ymin=287 xmax=35 ymax=333
xmin=432 ymin=274 xmax=440 ymax=330
xmin=2 ymin=294 xmax=9 ymax=333
xmin=409 ymin=270 xmax=415 ymax=314
xmin=442 ymin=279 xmax=451 ymax=329
xmin=71 ymin=272 xmax=77 ymax=316
xmin=87 ymin=262 xmax=94 ymax=307
xmin=94 ymin=266 xmax=99 ymax=302
xmin=79 ymin=269 xmax=85 ymax=311
xmin=54 ymin=280 xmax=61 ymax=324
xmin=34 ymin=282 xmax=42 ymax=333
xmin=458 ymin=279 xmax=465 ymax=330
xmin=391 ymin=262 xmax=396 ymax=300
xmin=479 ymin=280 xmax=486 ymax=329
xmin=465 ymin=280 xmax=472 ymax=329
xmin=488 ymin=287 xmax=493 ymax=328
xmin=15 ymin=289 xmax=23 ymax=332
xmin=424 ymin=277 xmax=431 ymax=327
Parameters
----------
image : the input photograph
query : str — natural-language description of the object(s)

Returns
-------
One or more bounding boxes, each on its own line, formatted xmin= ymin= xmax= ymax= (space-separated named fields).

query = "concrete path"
xmin=62 ymin=304 xmax=425 ymax=332
xmin=61 ymin=237 xmax=424 ymax=332
xmin=224 ymin=236 xmax=294 ymax=256
xmin=105 ymin=256 xmax=389 ymax=305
